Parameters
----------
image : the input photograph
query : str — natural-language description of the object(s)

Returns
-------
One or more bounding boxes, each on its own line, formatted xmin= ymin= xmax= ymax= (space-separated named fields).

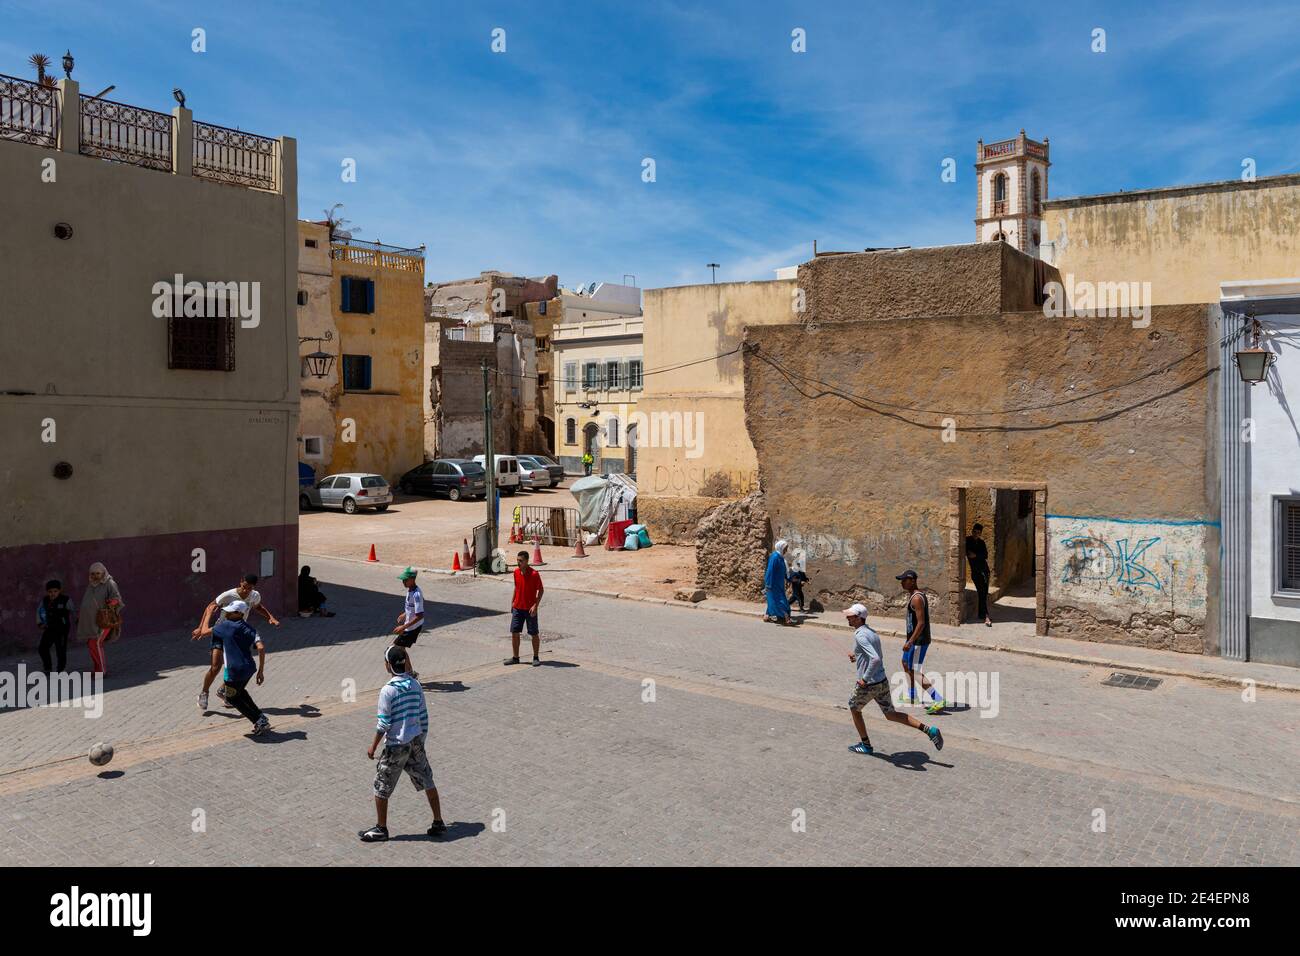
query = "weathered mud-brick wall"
xmin=695 ymin=491 xmax=772 ymax=600
xmin=743 ymin=304 xmax=1218 ymax=654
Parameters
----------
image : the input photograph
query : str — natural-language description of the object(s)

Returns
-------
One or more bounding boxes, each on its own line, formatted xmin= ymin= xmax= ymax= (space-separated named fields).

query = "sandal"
xmin=358 ymin=825 xmax=389 ymax=843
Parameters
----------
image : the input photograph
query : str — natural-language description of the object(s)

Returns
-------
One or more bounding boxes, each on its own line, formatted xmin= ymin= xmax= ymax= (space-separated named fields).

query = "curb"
xmin=304 ymin=552 xmax=1300 ymax=695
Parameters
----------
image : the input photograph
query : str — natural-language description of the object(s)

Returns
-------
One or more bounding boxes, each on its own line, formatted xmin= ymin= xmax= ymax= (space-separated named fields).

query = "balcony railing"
xmin=0 ymin=72 xmax=59 ymax=147
xmin=79 ymin=94 xmax=173 ymax=170
xmin=330 ymin=240 xmax=425 ymax=273
xmin=193 ymin=120 xmax=279 ymax=191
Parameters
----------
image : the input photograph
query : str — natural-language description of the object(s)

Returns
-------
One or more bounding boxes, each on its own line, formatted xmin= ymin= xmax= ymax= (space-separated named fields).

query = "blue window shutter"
xmin=341 ymin=277 xmax=352 ymax=313
xmin=365 ymin=280 xmax=375 ymax=313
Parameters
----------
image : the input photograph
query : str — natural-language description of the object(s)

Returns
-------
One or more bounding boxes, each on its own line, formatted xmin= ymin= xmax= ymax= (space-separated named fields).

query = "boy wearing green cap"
xmin=392 ymin=567 xmax=426 ymax=679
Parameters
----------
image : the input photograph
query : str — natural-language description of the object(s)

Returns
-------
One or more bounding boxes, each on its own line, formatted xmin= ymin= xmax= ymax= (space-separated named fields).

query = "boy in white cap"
xmin=843 ymin=602 xmax=942 ymax=755
xmin=197 ymin=599 xmax=270 ymax=735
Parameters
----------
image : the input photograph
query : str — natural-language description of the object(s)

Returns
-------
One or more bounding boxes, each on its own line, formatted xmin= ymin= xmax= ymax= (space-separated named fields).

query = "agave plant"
xmin=28 ymin=53 xmax=56 ymax=88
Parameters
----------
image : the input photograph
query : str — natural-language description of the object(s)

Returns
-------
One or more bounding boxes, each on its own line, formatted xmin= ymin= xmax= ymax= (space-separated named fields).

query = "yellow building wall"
xmin=1043 ymin=175 xmax=1300 ymax=305
xmin=638 ymin=280 xmax=796 ymax=498
xmin=327 ymin=251 xmax=425 ymax=484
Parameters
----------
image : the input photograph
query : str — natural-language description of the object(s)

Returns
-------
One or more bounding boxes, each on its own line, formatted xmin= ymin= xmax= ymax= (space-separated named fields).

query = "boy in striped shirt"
xmin=360 ymin=645 xmax=446 ymax=842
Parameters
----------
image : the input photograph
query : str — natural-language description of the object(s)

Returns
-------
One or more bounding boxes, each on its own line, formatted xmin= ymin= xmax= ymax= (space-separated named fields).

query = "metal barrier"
xmin=513 ymin=506 xmax=579 ymax=547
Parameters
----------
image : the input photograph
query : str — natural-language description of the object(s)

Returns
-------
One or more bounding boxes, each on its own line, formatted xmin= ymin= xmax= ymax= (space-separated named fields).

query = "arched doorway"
xmin=583 ymin=422 xmax=599 ymax=473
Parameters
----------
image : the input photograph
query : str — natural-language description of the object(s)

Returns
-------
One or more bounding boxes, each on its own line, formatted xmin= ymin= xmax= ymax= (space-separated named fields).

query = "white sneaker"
xmin=197 ymin=691 xmax=209 ymax=712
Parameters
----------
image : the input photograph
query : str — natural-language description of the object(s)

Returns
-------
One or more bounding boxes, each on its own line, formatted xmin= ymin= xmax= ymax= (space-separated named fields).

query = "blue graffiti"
xmin=1061 ymin=535 xmax=1163 ymax=591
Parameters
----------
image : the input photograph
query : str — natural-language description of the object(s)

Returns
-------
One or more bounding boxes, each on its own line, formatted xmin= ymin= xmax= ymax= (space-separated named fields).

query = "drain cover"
xmin=1101 ymin=672 xmax=1162 ymax=690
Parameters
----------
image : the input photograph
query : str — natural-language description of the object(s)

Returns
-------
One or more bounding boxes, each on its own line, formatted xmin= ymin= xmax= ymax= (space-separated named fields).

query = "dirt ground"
xmin=297 ymin=479 xmax=698 ymax=601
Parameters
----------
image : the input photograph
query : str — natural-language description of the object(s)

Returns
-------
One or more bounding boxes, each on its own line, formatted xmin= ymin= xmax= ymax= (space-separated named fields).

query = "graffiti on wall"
xmin=1050 ymin=515 xmax=1211 ymax=616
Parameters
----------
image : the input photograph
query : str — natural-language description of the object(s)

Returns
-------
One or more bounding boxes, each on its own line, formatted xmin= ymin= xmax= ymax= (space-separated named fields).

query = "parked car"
xmin=398 ymin=459 xmax=487 ymax=501
xmin=516 ymin=457 xmax=552 ymax=490
xmin=471 ymin=454 xmax=520 ymax=495
xmin=518 ymin=454 xmax=564 ymax=488
xmin=300 ymin=473 xmax=392 ymax=514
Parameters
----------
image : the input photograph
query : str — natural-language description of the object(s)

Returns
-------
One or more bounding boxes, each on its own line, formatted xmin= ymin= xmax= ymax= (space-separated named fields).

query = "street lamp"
xmin=706 ymin=262 xmax=720 ymax=283
xmin=1234 ymin=317 xmax=1275 ymax=385
xmin=61 ymin=50 xmax=74 ymax=79
xmin=299 ymin=331 xmax=335 ymax=379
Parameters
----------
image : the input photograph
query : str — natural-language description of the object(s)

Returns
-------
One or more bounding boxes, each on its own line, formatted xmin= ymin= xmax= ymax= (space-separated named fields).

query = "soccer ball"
xmin=89 ymin=742 xmax=114 ymax=767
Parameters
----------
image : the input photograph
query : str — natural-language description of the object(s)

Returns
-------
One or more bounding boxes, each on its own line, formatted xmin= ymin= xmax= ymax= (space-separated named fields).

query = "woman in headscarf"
xmin=77 ymin=562 xmax=124 ymax=675
xmin=764 ymin=540 xmax=794 ymax=626
xmin=297 ymin=565 xmax=333 ymax=617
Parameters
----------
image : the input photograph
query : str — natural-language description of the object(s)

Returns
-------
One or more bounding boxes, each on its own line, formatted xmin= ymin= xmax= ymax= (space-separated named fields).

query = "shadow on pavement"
xmin=390 ymin=821 xmax=486 ymax=843
xmin=0 ymin=580 xmax=506 ymax=722
xmin=248 ymin=729 xmax=308 ymax=744
xmin=871 ymin=749 xmax=954 ymax=772
xmin=422 ymin=680 xmax=469 ymax=693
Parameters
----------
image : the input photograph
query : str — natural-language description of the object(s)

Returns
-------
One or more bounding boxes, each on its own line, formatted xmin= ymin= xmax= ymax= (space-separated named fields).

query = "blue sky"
xmin=5 ymin=0 xmax=1300 ymax=289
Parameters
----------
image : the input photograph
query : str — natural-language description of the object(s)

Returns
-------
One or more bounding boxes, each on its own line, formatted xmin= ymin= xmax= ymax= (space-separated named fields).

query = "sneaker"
xmin=848 ymin=742 xmax=874 ymax=755
xmin=197 ymin=691 xmax=208 ymax=712
xmin=252 ymin=716 xmax=271 ymax=735
xmin=503 ymin=657 xmax=520 ymax=666
xmin=216 ymin=685 xmax=231 ymax=708
xmin=531 ymin=657 xmax=541 ymax=667
xmin=927 ymin=726 xmax=944 ymax=751
xmin=925 ymin=698 xmax=946 ymax=714
xmin=428 ymin=820 xmax=448 ymax=837
xmin=359 ymin=825 xmax=389 ymax=843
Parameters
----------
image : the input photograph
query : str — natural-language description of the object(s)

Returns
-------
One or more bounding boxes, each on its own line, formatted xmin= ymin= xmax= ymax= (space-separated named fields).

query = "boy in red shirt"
xmin=505 ymin=550 xmax=544 ymax=666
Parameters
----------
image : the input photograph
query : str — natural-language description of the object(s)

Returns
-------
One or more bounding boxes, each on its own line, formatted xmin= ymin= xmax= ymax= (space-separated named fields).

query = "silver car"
xmin=300 ymin=473 xmax=392 ymax=514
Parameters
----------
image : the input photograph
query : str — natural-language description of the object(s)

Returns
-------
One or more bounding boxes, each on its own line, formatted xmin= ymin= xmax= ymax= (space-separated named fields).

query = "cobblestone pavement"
xmin=1 ymin=557 xmax=1296 ymax=865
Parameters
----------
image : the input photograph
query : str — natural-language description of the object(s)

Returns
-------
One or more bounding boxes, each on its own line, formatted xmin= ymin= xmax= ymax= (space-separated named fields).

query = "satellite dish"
xmin=587 ymin=282 xmax=598 ymax=294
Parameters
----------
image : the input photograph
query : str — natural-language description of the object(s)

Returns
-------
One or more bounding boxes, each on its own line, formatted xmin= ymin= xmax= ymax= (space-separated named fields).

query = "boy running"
xmin=897 ymin=570 xmax=946 ymax=714
xmin=197 ymin=600 xmax=270 ymax=735
xmin=193 ymin=574 xmax=279 ymax=712
xmin=360 ymin=645 xmax=446 ymax=842
xmin=392 ymin=568 xmax=425 ymax=678
xmin=504 ymin=550 xmax=543 ymax=666
xmin=844 ymin=603 xmax=943 ymax=756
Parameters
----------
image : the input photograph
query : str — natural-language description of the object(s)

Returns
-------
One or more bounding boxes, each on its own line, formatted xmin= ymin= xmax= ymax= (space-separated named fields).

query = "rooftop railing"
xmin=0 ymin=74 xmax=286 ymax=193
xmin=0 ymin=72 xmax=59 ymax=148
xmin=330 ymin=239 xmax=425 ymax=273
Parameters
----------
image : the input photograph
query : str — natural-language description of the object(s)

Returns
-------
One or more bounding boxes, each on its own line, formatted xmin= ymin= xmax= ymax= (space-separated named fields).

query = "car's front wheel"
xmin=342 ymin=497 xmax=358 ymax=514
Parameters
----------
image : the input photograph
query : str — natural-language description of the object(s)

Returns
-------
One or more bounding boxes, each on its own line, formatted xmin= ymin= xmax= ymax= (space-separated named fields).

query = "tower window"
xmin=992 ymin=172 xmax=1008 ymax=215
xmin=1031 ymin=170 xmax=1042 ymax=216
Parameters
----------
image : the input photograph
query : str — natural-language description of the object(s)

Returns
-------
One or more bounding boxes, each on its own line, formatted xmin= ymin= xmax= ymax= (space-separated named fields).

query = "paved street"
xmin=1 ymin=556 xmax=1297 ymax=865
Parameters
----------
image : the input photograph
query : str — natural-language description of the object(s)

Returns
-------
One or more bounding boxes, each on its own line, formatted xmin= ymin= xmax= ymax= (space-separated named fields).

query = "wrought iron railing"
xmin=192 ymin=120 xmax=279 ymax=191
xmin=79 ymin=94 xmax=173 ymax=170
xmin=0 ymin=73 xmax=59 ymax=147
xmin=330 ymin=239 xmax=425 ymax=273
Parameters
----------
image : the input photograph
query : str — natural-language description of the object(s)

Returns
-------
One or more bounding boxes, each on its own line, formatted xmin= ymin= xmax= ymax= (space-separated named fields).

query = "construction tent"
xmin=569 ymin=472 xmax=637 ymax=539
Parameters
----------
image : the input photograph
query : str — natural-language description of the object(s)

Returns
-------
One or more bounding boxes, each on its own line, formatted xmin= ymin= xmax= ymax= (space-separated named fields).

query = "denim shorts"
xmin=510 ymin=608 xmax=539 ymax=636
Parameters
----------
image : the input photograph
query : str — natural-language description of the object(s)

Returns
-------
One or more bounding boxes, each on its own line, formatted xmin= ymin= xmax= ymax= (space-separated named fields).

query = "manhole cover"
xmin=1101 ymin=672 xmax=1162 ymax=690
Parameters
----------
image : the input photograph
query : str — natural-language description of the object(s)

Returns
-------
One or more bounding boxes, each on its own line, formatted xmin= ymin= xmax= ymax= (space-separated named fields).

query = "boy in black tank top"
xmin=898 ymin=570 xmax=946 ymax=714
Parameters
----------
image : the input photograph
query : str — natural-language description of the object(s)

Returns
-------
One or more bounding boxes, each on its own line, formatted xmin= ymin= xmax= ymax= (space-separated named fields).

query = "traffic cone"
xmin=366 ymin=544 xmax=378 ymax=563
xmin=531 ymin=539 xmax=546 ymax=566
xmin=451 ymin=551 xmax=462 ymax=572
xmin=573 ymin=537 xmax=587 ymax=558
xmin=461 ymin=538 xmax=472 ymax=566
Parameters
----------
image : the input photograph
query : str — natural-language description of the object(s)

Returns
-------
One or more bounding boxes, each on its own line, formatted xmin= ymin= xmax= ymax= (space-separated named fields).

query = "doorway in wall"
xmin=948 ymin=481 xmax=1046 ymax=635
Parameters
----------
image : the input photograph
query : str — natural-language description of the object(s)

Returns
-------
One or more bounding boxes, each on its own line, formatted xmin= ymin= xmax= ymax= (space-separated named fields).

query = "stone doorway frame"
xmin=947 ymin=480 xmax=1047 ymax=636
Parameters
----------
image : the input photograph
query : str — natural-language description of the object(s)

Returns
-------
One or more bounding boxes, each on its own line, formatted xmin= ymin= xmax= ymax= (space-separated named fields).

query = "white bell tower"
xmin=975 ymin=130 xmax=1050 ymax=257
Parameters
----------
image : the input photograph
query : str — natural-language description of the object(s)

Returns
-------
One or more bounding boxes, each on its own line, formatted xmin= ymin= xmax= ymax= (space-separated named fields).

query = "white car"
xmin=517 ymin=460 xmax=550 ymax=490
xmin=300 ymin=473 xmax=392 ymax=514
xmin=471 ymin=454 xmax=521 ymax=495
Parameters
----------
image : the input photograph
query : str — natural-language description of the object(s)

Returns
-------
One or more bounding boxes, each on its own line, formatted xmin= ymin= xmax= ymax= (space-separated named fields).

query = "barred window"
xmin=565 ymin=418 xmax=577 ymax=445
xmin=1280 ymin=498 xmax=1300 ymax=592
xmin=168 ymin=316 xmax=235 ymax=371
xmin=342 ymin=354 xmax=372 ymax=390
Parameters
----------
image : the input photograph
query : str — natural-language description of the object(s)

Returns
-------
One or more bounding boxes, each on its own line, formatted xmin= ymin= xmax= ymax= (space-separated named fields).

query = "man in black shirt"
xmin=965 ymin=523 xmax=992 ymax=627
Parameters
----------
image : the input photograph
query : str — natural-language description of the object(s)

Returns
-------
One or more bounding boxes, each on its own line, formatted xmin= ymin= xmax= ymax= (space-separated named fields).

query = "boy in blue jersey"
xmin=197 ymin=600 xmax=270 ymax=735
xmin=360 ymin=644 xmax=446 ymax=842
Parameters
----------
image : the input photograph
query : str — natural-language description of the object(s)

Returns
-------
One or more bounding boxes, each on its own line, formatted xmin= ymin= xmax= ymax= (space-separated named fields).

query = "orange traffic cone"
xmin=573 ymin=535 xmax=588 ymax=558
xmin=462 ymin=537 xmax=472 ymax=566
xmin=531 ymin=539 xmax=546 ymax=566
xmin=366 ymin=544 xmax=378 ymax=563
xmin=451 ymin=551 xmax=462 ymax=572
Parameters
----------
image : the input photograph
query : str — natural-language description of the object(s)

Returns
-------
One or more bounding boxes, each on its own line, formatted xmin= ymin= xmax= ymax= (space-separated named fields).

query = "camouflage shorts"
xmin=848 ymin=679 xmax=895 ymax=715
xmin=373 ymin=732 xmax=435 ymax=799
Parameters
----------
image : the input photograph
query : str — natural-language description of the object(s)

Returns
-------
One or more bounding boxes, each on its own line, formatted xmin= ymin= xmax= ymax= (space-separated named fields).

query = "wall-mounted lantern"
xmin=299 ymin=330 xmax=335 ymax=379
xmin=1235 ymin=318 xmax=1275 ymax=385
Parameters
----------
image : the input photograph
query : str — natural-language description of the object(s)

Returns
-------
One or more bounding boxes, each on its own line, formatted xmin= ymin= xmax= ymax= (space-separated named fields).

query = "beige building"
xmin=550 ymin=283 xmax=643 ymax=474
xmin=0 ymin=71 xmax=299 ymax=642
xmin=1041 ymin=173 xmax=1300 ymax=305
xmin=295 ymin=229 xmax=425 ymax=487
